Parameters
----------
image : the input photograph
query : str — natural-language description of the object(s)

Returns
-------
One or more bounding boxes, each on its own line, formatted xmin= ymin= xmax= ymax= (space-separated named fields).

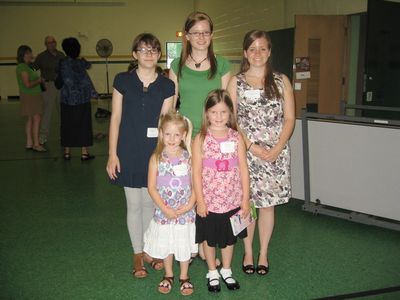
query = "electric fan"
xmin=96 ymin=38 xmax=113 ymax=95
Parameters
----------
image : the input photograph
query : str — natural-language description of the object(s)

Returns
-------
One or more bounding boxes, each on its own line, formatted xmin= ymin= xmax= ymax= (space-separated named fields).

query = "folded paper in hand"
xmin=230 ymin=204 xmax=257 ymax=236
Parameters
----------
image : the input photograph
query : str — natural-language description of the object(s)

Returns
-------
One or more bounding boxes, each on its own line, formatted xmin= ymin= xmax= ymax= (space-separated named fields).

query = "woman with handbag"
xmin=58 ymin=37 xmax=97 ymax=161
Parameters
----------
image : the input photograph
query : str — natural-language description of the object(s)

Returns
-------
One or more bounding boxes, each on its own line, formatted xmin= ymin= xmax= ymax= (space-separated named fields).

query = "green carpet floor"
xmin=1 ymin=102 xmax=399 ymax=299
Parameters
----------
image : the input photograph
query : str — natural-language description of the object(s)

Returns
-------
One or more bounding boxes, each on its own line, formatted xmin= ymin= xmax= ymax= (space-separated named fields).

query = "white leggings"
xmin=124 ymin=187 xmax=155 ymax=253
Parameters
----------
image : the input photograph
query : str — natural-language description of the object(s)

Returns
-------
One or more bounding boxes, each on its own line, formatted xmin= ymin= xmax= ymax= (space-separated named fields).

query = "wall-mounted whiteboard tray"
xmin=307 ymin=119 xmax=400 ymax=221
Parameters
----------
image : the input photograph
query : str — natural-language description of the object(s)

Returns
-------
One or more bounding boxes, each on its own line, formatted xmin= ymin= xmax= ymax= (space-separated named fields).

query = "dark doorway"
xmin=363 ymin=0 xmax=400 ymax=119
xmin=268 ymin=28 xmax=294 ymax=82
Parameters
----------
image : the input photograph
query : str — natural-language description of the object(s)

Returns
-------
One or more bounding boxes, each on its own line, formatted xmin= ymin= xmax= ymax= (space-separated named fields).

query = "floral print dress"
xmin=154 ymin=150 xmax=195 ymax=224
xmin=236 ymin=72 xmax=291 ymax=208
xmin=202 ymin=128 xmax=243 ymax=213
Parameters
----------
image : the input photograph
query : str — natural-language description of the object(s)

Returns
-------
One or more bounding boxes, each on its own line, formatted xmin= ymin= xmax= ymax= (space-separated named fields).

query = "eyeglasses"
xmin=136 ymin=48 xmax=159 ymax=55
xmin=187 ymin=31 xmax=212 ymax=38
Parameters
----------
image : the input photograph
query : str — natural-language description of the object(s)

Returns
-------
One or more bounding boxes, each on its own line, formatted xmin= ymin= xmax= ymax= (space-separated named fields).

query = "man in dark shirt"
xmin=34 ymin=36 xmax=65 ymax=145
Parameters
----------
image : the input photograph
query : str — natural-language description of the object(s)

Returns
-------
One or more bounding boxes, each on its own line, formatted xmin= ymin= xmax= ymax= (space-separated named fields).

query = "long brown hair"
xmin=199 ymin=89 xmax=237 ymax=145
xmin=153 ymin=112 xmax=192 ymax=162
xmin=177 ymin=11 xmax=217 ymax=80
xmin=240 ymin=30 xmax=280 ymax=99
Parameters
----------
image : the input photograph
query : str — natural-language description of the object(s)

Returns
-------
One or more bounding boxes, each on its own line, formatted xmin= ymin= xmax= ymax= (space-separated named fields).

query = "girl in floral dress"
xmin=144 ymin=112 xmax=197 ymax=296
xmin=192 ymin=89 xmax=250 ymax=293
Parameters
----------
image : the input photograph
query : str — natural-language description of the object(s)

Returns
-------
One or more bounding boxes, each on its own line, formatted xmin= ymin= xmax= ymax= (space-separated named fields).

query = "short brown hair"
xmin=131 ymin=33 xmax=161 ymax=54
xmin=16 ymin=45 xmax=32 ymax=63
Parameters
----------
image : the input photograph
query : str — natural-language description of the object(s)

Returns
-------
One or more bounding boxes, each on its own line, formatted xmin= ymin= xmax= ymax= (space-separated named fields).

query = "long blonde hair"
xmin=199 ymin=89 xmax=237 ymax=145
xmin=153 ymin=112 xmax=192 ymax=162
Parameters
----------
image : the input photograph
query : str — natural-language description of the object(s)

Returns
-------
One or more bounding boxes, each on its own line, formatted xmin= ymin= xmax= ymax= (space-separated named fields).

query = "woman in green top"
xmin=169 ymin=10 xmax=230 ymax=269
xmin=169 ymin=11 xmax=231 ymax=137
xmin=16 ymin=45 xmax=46 ymax=152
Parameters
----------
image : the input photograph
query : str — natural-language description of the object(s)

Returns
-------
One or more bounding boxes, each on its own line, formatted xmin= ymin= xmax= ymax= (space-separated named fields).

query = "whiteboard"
xmin=308 ymin=120 xmax=400 ymax=221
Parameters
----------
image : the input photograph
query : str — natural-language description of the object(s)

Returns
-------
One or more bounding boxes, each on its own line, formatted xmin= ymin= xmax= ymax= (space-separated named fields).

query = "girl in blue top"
xmin=107 ymin=33 xmax=175 ymax=279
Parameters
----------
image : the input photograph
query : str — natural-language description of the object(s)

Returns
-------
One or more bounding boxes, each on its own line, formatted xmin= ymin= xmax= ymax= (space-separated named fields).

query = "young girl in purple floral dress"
xmin=144 ymin=112 xmax=197 ymax=296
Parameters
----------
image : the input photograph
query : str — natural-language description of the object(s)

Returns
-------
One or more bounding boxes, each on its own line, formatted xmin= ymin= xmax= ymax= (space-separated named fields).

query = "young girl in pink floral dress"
xmin=192 ymin=89 xmax=250 ymax=293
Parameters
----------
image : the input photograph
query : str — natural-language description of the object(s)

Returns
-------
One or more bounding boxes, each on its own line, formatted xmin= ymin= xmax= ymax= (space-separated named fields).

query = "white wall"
xmin=195 ymin=0 xmax=367 ymax=56
xmin=0 ymin=0 xmax=369 ymax=98
xmin=0 ymin=0 xmax=194 ymax=97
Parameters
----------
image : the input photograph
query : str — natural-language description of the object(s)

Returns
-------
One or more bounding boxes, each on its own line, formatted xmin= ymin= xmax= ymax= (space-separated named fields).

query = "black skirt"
xmin=60 ymin=102 xmax=93 ymax=147
xmin=195 ymin=207 xmax=247 ymax=248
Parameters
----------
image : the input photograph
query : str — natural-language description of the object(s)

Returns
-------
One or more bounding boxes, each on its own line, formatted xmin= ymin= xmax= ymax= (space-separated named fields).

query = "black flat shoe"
xmin=242 ymin=254 xmax=255 ymax=275
xmin=64 ymin=153 xmax=71 ymax=160
xmin=221 ymin=276 xmax=240 ymax=290
xmin=81 ymin=153 xmax=95 ymax=161
xmin=207 ymin=278 xmax=221 ymax=293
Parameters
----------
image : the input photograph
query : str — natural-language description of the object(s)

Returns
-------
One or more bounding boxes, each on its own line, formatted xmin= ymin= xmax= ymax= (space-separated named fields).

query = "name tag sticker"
xmin=173 ymin=164 xmax=188 ymax=176
xmin=220 ymin=141 xmax=235 ymax=153
xmin=244 ymin=89 xmax=261 ymax=100
xmin=147 ymin=128 xmax=158 ymax=138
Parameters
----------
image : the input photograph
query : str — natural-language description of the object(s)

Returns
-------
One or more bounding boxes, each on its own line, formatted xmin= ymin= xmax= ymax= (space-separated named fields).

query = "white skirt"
xmin=144 ymin=219 xmax=198 ymax=262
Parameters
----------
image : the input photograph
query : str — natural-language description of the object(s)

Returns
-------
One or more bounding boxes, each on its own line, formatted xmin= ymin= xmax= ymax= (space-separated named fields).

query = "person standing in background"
xmin=16 ymin=45 xmax=46 ymax=152
xmin=34 ymin=36 xmax=65 ymax=145
xmin=59 ymin=37 xmax=97 ymax=161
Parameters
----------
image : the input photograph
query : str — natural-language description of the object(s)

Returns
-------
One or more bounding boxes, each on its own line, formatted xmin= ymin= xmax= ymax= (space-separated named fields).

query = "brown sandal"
xmin=132 ymin=253 xmax=147 ymax=279
xmin=158 ymin=276 xmax=174 ymax=294
xmin=179 ymin=277 xmax=194 ymax=296
xmin=143 ymin=253 xmax=164 ymax=271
